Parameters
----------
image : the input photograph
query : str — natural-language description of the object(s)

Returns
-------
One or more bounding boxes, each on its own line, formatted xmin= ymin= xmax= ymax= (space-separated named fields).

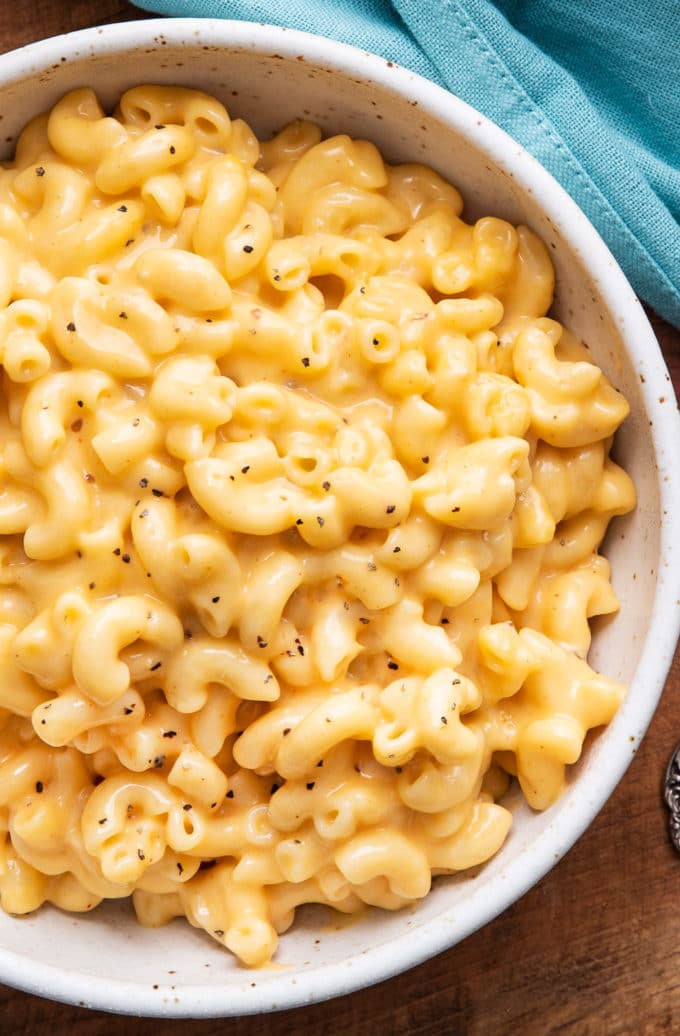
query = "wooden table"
xmin=1 ymin=3 xmax=679 ymax=1032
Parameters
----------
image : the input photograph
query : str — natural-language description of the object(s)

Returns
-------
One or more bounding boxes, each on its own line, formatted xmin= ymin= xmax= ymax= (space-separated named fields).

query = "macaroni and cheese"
xmin=0 ymin=86 xmax=635 ymax=966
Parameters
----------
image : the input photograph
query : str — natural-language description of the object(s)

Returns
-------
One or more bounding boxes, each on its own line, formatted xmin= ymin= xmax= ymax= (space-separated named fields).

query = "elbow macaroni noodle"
xmin=0 ymin=86 xmax=635 ymax=965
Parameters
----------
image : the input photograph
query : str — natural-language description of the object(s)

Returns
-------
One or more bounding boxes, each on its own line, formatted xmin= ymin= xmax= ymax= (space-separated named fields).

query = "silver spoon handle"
xmin=664 ymin=742 xmax=680 ymax=852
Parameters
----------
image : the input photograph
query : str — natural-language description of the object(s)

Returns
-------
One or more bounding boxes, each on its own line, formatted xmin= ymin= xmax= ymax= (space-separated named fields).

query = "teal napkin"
xmin=131 ymin=0 xmax=680 ymax=327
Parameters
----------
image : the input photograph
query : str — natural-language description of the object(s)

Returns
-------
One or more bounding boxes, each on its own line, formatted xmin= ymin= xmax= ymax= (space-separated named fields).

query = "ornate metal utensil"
xmin=664 ymin=742 xmax=680 ymax=852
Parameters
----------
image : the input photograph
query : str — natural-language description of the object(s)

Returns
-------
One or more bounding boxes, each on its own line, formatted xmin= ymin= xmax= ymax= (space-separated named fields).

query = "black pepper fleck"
xmin=301 ymin=357 xmax=310 ymax=367
xmin=36 ymin=781 xmax=44 ymax=793
xmin=162 ymin=730 xmax=177 ymax=739
xmin=242 ymin=244 xmax=254 ymax=253
xmin=66 ymin=322 xmax=76 ymax=332
xmin=150 ymin=661 xmax=162 ymax=671
xmin=387 ymin=660 xmax=399 ymax=670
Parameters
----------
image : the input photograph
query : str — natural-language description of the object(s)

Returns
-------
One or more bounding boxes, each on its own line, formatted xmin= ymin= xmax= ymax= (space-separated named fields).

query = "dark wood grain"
xmin=1 ymin=6 xmax=679 ymax=1034
xmin=0 ymin=1 xmax=146 ymax=50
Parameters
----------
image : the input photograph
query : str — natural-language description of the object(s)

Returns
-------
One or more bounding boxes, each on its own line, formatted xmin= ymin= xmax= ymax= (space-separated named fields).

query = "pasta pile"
xmin=0 ymin=86 xmax=635 ymax=966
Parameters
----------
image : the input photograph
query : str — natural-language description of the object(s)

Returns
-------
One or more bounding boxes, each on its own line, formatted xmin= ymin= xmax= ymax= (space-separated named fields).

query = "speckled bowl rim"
xmin=0 ymin=18 xmax=678 ymax=1018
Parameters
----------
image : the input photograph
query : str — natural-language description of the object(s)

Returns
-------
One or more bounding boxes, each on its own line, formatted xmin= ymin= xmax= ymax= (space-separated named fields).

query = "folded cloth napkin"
xmin=132 ymin=0 xmax=680 ymax=327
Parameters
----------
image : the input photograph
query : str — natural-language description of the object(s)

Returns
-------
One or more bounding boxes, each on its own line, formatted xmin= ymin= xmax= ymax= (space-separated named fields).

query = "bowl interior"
xmin=0 ymin=20 xmax=676 ymax=1017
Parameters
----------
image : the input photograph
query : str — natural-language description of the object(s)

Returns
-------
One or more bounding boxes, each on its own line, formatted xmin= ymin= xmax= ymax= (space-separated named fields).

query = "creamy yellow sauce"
xmin=0 ymin=85 xmax=634 ymax=966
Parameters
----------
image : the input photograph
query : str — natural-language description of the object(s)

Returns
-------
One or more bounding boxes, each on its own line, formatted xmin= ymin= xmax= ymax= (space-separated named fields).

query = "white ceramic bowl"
xmin=0 ymin=18 xmax=678 ymax=1018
